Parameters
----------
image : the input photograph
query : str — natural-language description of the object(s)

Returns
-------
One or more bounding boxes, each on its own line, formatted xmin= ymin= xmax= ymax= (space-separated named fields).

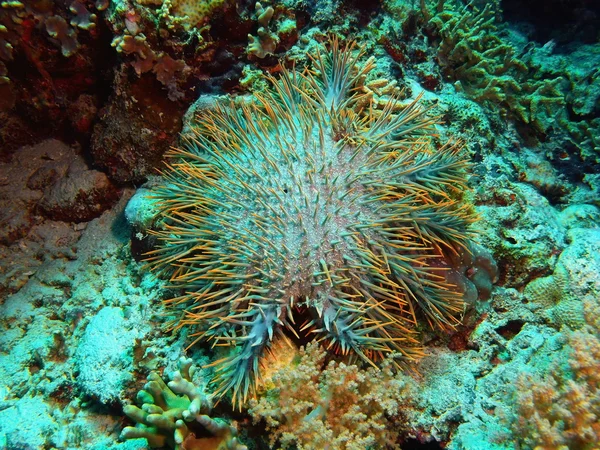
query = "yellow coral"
xmin=160 ymin=0 xmax=225 ymax=31
xmin=551 ymin=299 xmax=585 ymax=330
xmin=524 ymin=264 xmax=586 ymax=330
xmin=524 ymin=274 xmax=562 ymax=307
xmin=353 ymin=77 xmax=406 ymax=113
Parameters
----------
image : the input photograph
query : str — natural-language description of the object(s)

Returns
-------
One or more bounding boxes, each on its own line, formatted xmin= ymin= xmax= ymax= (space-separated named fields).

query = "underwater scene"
xmin=1 ymin=0 xmax=599 ymax=448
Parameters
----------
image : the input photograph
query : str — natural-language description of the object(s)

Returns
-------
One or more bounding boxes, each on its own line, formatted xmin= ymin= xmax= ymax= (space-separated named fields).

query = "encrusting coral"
xmin=121 ymin=357 xmax=246 ymax=450
xmin=146 ymin=38 xmax=479 ymax=409
xmin=509 ymin=300 xmax=600 ymax=449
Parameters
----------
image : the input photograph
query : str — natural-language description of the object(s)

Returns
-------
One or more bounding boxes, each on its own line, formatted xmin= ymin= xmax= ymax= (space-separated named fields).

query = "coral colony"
xmin=147 ymin=39 xmax=477 ymax=409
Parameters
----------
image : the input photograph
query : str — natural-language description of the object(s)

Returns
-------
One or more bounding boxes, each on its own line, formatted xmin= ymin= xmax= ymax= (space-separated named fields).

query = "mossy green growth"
xmin=239 ymin=65 xmax=270 ymax=93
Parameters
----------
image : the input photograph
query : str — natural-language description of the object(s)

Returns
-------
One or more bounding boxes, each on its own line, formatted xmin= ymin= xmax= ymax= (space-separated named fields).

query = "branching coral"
xmin=146 ymin=38 xmax=479 ymax=409
xmin=353 ymin=76 xmax=405 ymax=113
xmin=510 ymin=327 xmax=600 ymax=448
xmin=249 ymin=341 xmax=415 ymax=449
xmin=421 ymin=0 xmax=564 ymax=133
xmin=247 ymin=1 xmax=297 ymax=59
xmin=121 ymin=357 xmax=246 ymax=450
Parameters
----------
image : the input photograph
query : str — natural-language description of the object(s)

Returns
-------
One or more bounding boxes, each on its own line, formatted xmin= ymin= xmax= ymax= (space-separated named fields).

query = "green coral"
xmin=247 ymin=1 xmax=297 ymax=59
xmin=421 ymin=0 xmax=564 ymax=133
xmin=419 ymin=0 xmax=600 ymax=165
xmin=121 ymin=357 xmax=246 ymax=450
xmin=550 ymin=44 xmax=600 ymax=164
xmin=239 ymin=65 xmax=270 ymax=92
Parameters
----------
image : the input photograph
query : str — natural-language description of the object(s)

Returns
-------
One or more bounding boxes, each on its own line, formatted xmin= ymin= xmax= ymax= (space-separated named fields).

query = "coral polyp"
xmin=147 ymin=39 xmax=477 ymax=409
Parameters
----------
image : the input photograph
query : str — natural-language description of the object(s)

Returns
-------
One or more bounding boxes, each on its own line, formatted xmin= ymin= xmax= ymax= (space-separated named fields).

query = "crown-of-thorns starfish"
xmin=146 ymin=38 xmax=477 ymax=410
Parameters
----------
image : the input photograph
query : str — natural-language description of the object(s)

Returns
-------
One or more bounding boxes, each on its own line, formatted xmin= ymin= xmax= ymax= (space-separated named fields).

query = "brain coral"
xmin=147 ymin=39 xmax=478 ymax=409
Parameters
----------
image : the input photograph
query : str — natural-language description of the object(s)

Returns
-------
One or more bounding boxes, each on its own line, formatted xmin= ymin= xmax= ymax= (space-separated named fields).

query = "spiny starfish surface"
xmin=147 ymin=39 xmax=477 ymax=409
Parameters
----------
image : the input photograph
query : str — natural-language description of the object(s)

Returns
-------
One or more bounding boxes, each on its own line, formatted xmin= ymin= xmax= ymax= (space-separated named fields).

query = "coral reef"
xmin=121 ymin=357 xmax=246 ymax=450
xmin=0 ymin=0 xmax=110 ymax=156
xmin=91 ymin=0 xmax=264 ymax=183
xmin=524 ymin=225 xmax=600 ymax=330
xmin=0 ymin=188 xmax=164 ymax=449
xmin=250 ymin=341 xmax=415 ymax=449
xmin=38 ymin=157 xmax=121 ymax=223
xmin=476 ymin=179 xmax=566 ymax=287
xmin=90 ymin=69 xmax=189 ymax=184
xmin=75 ymin=307 xmax=138 ymax=404
xmin=1 ymin=0 xmax=599 ymax=448
xmin=104 ymin=0 xmax=248 ymax=103
xmin=421 ymin=0 xmax=565 ymax=134
xmin=0 ymin=140 xmax=119 ymax=295
xmin=248 ymin=2 xmax=278 ymax=59
xmin=108 ymin=2 xmax=193 ymax=102
xmin=508 ymin=297 xmax=600 ymax=449
xmin=377 ymin=0 xmax=599 ymax=181
xmin=0 ymin=0 xmax=105 ymax=85
xmin=444 ymin=242 xmax=498 ymax=306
